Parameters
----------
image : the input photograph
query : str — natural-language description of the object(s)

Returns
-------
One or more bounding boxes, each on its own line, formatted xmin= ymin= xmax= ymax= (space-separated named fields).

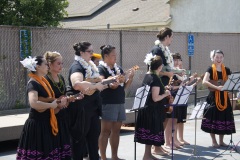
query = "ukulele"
xmin=117 ymin=65 xmax=139 ymax=83
xmin=107 ymin=65 xmax=139 ymax=89
xmin=38 ymin=92 xmax=84 ymax=104
xmin=84 ymin=77 xmax=117 ymax=95
xmin=165 ymin=73 xmax=203 ymax=113
xmin=208 ymin=79 xmax=225 ymax=91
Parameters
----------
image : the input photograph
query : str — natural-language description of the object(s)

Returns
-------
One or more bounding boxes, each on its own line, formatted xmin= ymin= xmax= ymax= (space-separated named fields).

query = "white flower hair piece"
xmin=155 ymin=40 xmax=160 ymax=45
xmin=20 ymin=56 xmax=37 ymax=71
xmin=144 ymin=53 xmax=156 ymax=65
xmin=210 ymin=50 xmax=215 ymax=61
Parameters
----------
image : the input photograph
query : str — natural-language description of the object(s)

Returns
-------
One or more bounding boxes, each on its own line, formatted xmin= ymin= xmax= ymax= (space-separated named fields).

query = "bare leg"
xmin=143 ymin=145 xmax=159 ymax=160
xmin=178 ymin=123 xmax=189 ymax=145
xmin=110 ymin=121 xmax=122 ymax=160
xmin=99 ymin=120 xmax=112 ymax=160
xmin=219 ymin=134 xmax=227 ymax=146
xmin=164 ymin=118 xmax=171 ymax=147
xmin=152 ymin=146 xmax=169 ymax=156
xmin=210 ymin=133 xmax=219 ymax=148
xmin=152 ymin=119 xmax=169 ymax=154
xmin=172 ymin=119 xmax=181 ymax=148
xmin=164 ymin=118 xmax=177 ymax=149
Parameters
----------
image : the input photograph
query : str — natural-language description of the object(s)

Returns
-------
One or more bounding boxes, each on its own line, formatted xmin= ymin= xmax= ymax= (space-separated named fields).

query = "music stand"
xmin=187 ymin=101 xmax=208 ymax=159
xmin=213 ymin=72 xmax=240 ymax=159
xmin=167 ymin=85 xmax=193 ymax=160
xmin=131 ymin=84 xmax=150 ymax=160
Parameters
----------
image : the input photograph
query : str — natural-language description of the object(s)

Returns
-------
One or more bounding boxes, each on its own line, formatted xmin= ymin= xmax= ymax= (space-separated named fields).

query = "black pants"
xmin=70 ymin=111 xmax=100 ymax=160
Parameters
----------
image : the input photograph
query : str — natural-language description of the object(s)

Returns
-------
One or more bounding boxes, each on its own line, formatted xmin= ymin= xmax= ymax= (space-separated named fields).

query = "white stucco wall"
xmin=170 ymin=0 xmax=240 ymax=33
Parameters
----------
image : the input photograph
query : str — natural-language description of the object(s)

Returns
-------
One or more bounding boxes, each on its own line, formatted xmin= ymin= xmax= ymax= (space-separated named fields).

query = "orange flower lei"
xmin=28 ymin=73 xmax=58 ymax=136
xmin=212 ymin=64 xmax=228 ymax=111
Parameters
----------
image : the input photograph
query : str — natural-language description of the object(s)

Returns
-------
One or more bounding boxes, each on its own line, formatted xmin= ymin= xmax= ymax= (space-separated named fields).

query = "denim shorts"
xmin=101 ymin=104 xmax=126 ymax=122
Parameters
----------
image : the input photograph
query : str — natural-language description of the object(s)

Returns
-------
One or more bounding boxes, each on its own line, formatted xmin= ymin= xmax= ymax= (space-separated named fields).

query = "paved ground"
xmin=0 ymin=110 xmax=240 ymax=160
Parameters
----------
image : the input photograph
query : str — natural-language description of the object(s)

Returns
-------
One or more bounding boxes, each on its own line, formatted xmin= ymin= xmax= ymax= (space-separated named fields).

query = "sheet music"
xmin=189 ymin=102 xmax=207 ymax=119
xmin=221 ymin=73 xmax=240 ymax=91
xmin=132 ymin=85 xmax=150 ymax=110
xmin=173 ymin=86 xmax=193 ymax=105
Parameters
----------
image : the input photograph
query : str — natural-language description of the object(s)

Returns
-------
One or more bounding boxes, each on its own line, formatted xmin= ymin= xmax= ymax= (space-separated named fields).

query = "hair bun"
xmin=100 ymin=45 xmax=106 ymax=50
xmin=73 ymin=43 xmax=80 ymax=51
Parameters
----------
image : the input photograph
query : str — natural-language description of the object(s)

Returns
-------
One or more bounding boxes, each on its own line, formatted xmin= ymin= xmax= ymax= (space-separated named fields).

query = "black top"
xmin=27 ymin=80 xmax=50 ymax=119
xmin=45 ymin=74 xmax=66 ymax=98
xmin=151 ymin=45 xmax=167 ymax=66
xmin=67 ymin=60 xmax=101 ymax=113
xmin=98 ymin=65 xmax=125 ymax=104
xmin=150 ymin=45 xmax=169 ymax=86
xmin=206 ymin=66 xmax=231 ymax=80
xmin=142 ymin=73 xmax=168 ymax=107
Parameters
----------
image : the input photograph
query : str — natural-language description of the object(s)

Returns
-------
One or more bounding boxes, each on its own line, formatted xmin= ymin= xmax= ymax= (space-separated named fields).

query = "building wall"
xmin=170 ymin=0 xmax=240 ymax=33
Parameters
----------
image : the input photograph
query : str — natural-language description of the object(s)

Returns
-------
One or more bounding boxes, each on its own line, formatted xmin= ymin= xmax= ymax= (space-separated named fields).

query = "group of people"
xmin=17 ymin=42 xmax=134 ymax=160
xmin=134 ymin=27 xmax=236 ymax=160
xmin=16 ymin=27 xmax=236 ymax=160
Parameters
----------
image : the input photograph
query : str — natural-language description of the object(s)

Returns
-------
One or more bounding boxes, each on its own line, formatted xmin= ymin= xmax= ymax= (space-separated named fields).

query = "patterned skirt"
xmin=16 ymin=109 xmax=71 ymax=160
xmin=201 ymin=92 xmax=236 ymax=135
xmin=134 ymin=103 xmax=165 ymax=146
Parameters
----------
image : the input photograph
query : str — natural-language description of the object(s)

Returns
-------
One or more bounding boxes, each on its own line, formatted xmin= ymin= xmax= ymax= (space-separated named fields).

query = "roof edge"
xmin=66 ymin=0 xmax=113 ymax=18
xmin=67 ymin=18 xmax=172 ymax=29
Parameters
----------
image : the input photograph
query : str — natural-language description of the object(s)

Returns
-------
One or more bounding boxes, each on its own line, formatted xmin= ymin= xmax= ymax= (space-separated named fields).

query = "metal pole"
xmin=119 ymin=30 xmax=123 ymax=67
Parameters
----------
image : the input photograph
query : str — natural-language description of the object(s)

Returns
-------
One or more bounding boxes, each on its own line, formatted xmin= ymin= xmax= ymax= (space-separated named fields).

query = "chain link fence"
xmin=0 ymin=26 xmax=240 ymax=110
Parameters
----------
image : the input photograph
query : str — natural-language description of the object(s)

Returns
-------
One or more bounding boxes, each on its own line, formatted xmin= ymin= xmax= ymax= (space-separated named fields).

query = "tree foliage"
xmin=0 ymin=0 xmax=69 ymax=27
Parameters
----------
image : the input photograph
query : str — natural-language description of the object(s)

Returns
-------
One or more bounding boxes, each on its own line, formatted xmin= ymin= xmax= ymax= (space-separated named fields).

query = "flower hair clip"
xmin=20 ymin=56 xmax=37 ymax=71
xmin=144 ymin=53 xmax=156 ymax=65
xmin=210 ymin=50 xmax=215 ymax=61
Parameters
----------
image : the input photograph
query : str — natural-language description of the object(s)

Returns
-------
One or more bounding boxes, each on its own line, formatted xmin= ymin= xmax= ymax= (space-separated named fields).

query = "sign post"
xmin=20 ymin=29 xmax=32 ymax=59
xmin=188 ymin=33 xmax=194 ymax=71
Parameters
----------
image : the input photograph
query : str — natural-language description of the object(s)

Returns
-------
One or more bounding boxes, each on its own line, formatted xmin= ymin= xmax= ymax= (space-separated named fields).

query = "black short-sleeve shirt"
xmin=98 ymin=65 xmax=125 ymax=104
xmin=67 ymin=60 xmax=100 ymax=112
xmin=151 ymin=45 xmax=167 ymax=66
xmin=142 ymin=73 xmax=168 ymax=106
xmin=206 ymin=66 xmax=231 ymax=80
xmin=27 ymin=80 xmax=49 ymax=98
xmin=45 ymin=74 xmax=66 ymax=98
xmin=150 ymin=45 xmax=169 ymax=86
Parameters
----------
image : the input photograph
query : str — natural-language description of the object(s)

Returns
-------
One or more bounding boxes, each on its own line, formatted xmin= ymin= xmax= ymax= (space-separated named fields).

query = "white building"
xmin=62 ymin=0 xmax=240 ymax=33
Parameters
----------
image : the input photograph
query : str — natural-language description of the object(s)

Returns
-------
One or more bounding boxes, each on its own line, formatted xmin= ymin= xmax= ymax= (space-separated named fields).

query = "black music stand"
xmin=213 ymin=72 xmax=240 ymax=159
xmin=167 ymin=85 xmax=193 ymax=160
xmin=188 ymin=101 xmax=209 ymax=159
xmin=131 ymin=84 xmax=150 ymax=160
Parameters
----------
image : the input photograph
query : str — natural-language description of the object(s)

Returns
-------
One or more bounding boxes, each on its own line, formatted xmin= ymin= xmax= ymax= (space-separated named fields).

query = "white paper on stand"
xmin=221 ymin=73 xmax=240 ymax=91
xmin=173 ymin=86 xmax=193 ymax=105
xmin=132 ymin=85 xmax=150 ymax=110
xmin=189 ymin=102 xmax=207 ymax=120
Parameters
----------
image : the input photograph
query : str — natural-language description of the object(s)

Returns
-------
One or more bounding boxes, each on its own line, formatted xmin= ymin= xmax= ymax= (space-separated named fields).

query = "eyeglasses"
xmin=85 ymin=50 xmax=93 ymax=54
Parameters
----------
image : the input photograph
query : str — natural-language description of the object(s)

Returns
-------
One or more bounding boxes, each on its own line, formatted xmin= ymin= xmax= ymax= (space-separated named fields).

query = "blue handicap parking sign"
xmin=188 ymin=34 xmax=194 ymax=56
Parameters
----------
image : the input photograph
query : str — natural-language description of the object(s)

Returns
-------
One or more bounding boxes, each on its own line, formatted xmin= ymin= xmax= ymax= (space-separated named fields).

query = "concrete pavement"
xmin=0 ymin=110 xmax=240 ymax=160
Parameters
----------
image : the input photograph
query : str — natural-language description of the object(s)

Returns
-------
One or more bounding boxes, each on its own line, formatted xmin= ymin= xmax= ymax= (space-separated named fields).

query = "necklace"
xmin=47 ymin=73 xmax=65 ymax=95
xmin=99 ymin=61 xmax=121 ymax=76
xmin=157 ymin=41 xmax=173 ymax=68
xmin=75 ymin=55 xmax=100 ymax=78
